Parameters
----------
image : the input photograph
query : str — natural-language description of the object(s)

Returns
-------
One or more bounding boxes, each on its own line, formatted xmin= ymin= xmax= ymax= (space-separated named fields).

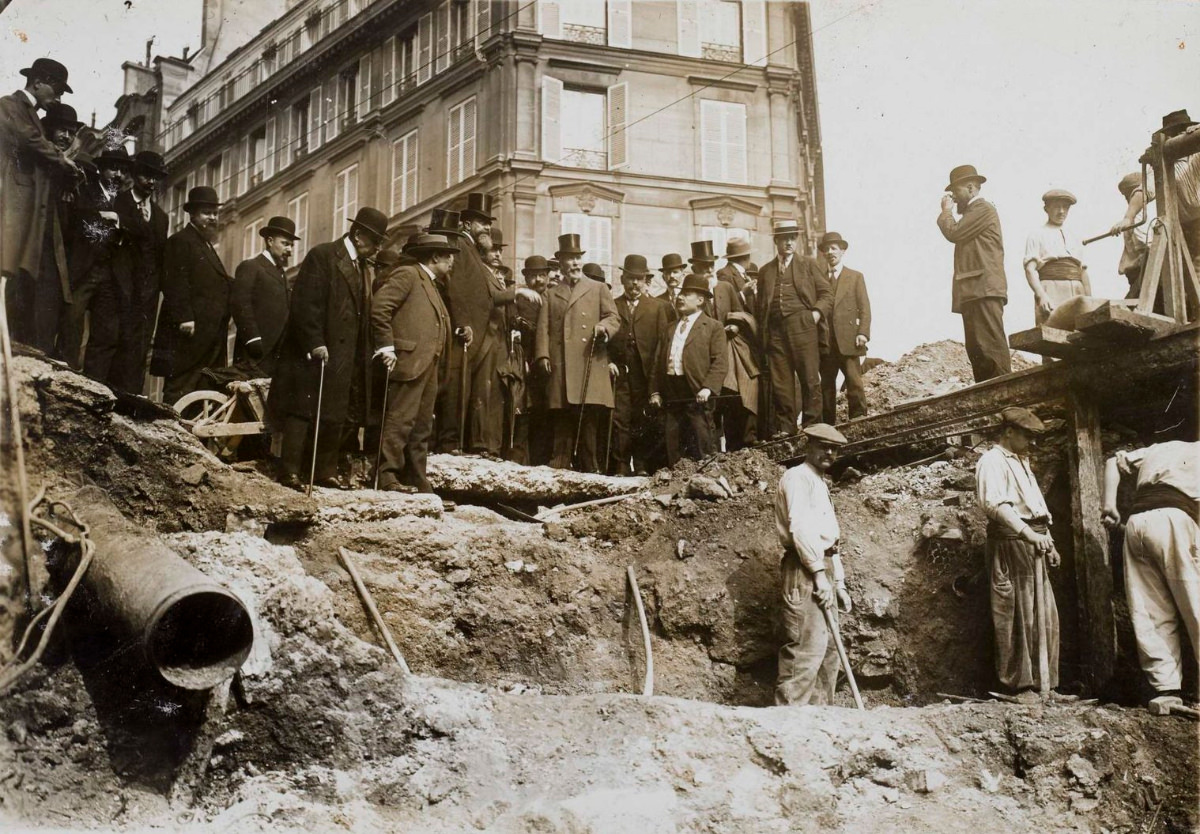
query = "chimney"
xmin=145 ymin=37 xmax=154 ymax=67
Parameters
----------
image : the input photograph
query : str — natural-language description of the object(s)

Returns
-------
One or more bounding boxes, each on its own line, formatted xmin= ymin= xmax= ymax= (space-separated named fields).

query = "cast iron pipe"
xmin=67 ymin=487 xmax=254 ymax=690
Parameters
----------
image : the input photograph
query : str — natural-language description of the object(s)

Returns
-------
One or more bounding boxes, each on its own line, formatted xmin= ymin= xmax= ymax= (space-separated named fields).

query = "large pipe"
xmin=66 ymin=488 xmax=253 ymax=690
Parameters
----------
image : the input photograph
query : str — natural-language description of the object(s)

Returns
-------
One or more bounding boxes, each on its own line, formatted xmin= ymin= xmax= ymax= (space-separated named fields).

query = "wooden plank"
xmin=193 ymin=421 xmax=268 ymax=438
xmin=1065 ymin=386 xmax=1116 ymax=694
xmin=1076 ymin=302 xmax=1180 ymax=343
xmin=1009 ymin=325 xmax=1083 ymax=358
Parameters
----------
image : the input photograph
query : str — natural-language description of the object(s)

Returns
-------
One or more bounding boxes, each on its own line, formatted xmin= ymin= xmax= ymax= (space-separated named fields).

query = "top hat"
xmin=1041 ymin=189 xmax=1076 ymax=206
xmin=556 ymin=233 xmax=585 ymax=256
xmin=405 ymin=233 xmax=459 ymax=257
xmin=260 ymin=216 xmax=300 ymax=241
xmin=619 ymin=254 xmax=653 ymax=277
xmin=1160 ymin=109 xmax=1196 ymax=135
xmin=688 ymin=240 xmax=717 ymax=264
xmin=94 ymin=147 xmax=133 ymax=171
xmin=582 ymin=263 xmax=605 ymax=282
xmin=803 ymin=423 xmax=848 ymax=445
xmin=349 ymin=206 xmax=389 ymax=241
xmin=818 ymin=231 xmax=849 ymax=251
xmin=945 ymin=164 xmax=987 ymax=192
xmin=523 ymin=255 xmax=550 ymax=275
xmin=461 ymin=192 xmax=495 ymax=222
xmin=20 ymin=58 xmax=72 ymax=93
xmin=427 ymin=208 xmax=465 ymax=238
xmin=724 ymin=237 xmax=752 ymax=259
xmin=490 ymin=227 xmax=506 ymax=248
xmin=183 ymin=185 xmax=221 ymax=212
xmin=41 ymin=103 xmax=83 ymax=130
xmin=133 ymin=150 xmax=168 ymax=178
xmin=772 ymin=220 xmax=801 ymax=238
xmin=678 ymin=273 xmax=713 ymax=298
xmin=659 ymin=253 xmax=685 ymax=272
xmin=1000 ymin=406 xmax=1045 ymax=434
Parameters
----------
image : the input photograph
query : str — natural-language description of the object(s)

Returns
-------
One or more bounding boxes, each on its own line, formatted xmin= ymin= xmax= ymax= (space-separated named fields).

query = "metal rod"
xmin=338 ymin=547 xmax=410 ymax=677
xmin=573 ymin=334 xmax=598 ymax=463
xmin=306 ymin=357 xmax=327 ymax=497
xmin=626 ymin=566 xmax=653 ymax=697
xmin=823 ymin=604 xmax=864 ymax=710
xmin=1082 ymin=218 xmax=1146 ymax=246
xmin=373 ymin=370 xmax=390 ymax=490
xmin=457 ymin=340 xmax=469 ymax=452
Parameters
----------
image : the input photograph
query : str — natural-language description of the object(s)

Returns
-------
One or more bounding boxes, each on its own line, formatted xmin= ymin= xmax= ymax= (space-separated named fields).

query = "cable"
xmin=0 ymin=275 xmax=37 ymax=611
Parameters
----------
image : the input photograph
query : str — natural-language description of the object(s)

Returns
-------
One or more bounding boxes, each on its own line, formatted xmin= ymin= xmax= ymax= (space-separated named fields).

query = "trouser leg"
xmin=60 ymin=268 xmax=104 ymax=370
xmin=83 ymin=275 xmax=121 ymax=385
xmin=719 ymin=394 xmax=749 ymax=453
xmin=401 ymin=362 xmax=440 ymax=493
xmin=776 ymin=551 xmax=839 ymax=706
xmin=611 ymin=376 xmax=633 ymax=475
xmin=280 ymin=417 xmax=309 ymax=478
xmin=468 ymin=338 xmax=502 ymax=454
xmin=550 ymin=409 xmax=575 ymax=470
xmin=784 ymin=321 xmax=822 ymax=427
xmin=961 ymin=298 xmax=1011 ymax=383
xmin=819 ymin=348 xmax=842 ymax=424
xmin=377 ymin=374 xmax=423 ymax=489
xmin=687 ymin=400 xmax=715 ymax=459
xmin=766 ymin=322 xmax=798 ymax=434
xmin=988 ymin=537 xmax=1059 ymax=691
xmin=435 ymin=343 xmax=467 ymax=452
xmin=843 ymin=354 xmax=867 ymax=419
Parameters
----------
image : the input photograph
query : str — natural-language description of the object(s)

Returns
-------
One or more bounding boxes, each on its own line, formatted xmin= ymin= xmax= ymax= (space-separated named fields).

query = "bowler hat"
xmin=803 ymin=423 xmax=848 ymax=445
xmin=689 ymin=240 xmax=716 ymax=264
xmin=260 ymin=215 xmax=300 ymax=241
xmin=523 ymin=255 xmax=550 ymax=275
xmin=724 ymin=237 xmax=752 ymax=259
xmin=1160 ymin=109 xmax=1196 ymax=135
xmin=405 ymin=233 xmax=458 ymax=258
xmin=582 ymin=263 xmax=605 ymax=282
xmin=772 ymin=220 xmax=801 ymax=238
xmin=374 ymin=248 xmax=402 ymax=269
xmin=818 ymin=231 xmax=849 ymax=251
xmin=94 ymin=147 xmax=133 ymax=171
xmin=745 ymin=261 xmax=760 ymax=277
xmin=183 ymin=185 xmax=221 ymax=212
xmin=461 ymin=192 xmax=495 ymax=222
xmin=678 ymin=273 xmax=712 ymax=298
xmin=1000 ymin=406 xmax=1045 ymax=434
xmin=427 ymin=208 xmax=465 ymax=238
xmin=659 ymin=253 xmax=685 ymax=272
xmin=491 ymin=227 xmax=506 ymax=248
xmin=41 ymin=102 xmax=82 ymax=131
xmin=556 ymin=233 xmax=585 ymax=256
xmin=619 ymin=254 xmax=653 ymax=277
xmin=20 ymin=58 xmax=72 ymax=93
xmin=134 ymin=150 xmax=168 ymax=178
xmin=547 ymin=258 xmax=560 ymax=269
xmin=1042 ymin=189 xmax=1076 ymax=206
xmin=349 ymin=206 xmax=389 ymax=240
xmin=945 ymin=164 xmax=987 ymax=192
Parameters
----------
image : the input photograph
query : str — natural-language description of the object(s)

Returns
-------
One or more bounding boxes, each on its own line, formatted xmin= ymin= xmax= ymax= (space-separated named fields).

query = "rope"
xmin=0 ymin=275 xmax=37 ymax=610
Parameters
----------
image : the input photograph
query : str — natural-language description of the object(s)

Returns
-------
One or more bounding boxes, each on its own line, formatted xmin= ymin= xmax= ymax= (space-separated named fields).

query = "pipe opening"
xmin=149 ymin=591 xmax=254 ymax=690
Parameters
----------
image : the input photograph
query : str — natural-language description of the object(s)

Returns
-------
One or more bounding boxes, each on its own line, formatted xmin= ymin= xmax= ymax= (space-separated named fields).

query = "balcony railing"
xmin=563 ymin=148 xmax=607 ymax=170
xmin=702 ymin=42 xmax=741 ymax=63
xmin=562 ymin=23 xmax=606 ymax=45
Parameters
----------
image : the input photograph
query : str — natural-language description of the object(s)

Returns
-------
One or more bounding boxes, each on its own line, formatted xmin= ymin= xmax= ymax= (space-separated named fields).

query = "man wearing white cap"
xmin=775 ymin=422 xmax=854 ymax=705
xmin=1023 ymin=190 xmax=1091 ymax=326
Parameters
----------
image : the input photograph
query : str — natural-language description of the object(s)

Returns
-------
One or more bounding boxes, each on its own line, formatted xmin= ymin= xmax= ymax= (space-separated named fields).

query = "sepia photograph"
xmin=0 ymin=0 xmax=1197 ymax=830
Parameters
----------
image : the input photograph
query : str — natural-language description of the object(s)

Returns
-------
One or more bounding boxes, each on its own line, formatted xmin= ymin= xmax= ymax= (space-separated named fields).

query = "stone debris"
xmin=427 ymin=453 xmax=647 ymax=504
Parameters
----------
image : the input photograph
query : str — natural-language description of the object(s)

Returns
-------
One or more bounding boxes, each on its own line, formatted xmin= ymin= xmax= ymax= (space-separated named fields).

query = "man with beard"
xmin=232 ymin=216 xmax=300 ymax=377
xmin=155 ymin=186 xmax=231 ymax=404
xmin=610 ymin=254 xmax=668 ymax=474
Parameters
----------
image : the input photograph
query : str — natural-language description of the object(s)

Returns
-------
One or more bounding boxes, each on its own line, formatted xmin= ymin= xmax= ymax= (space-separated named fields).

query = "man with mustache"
xmin=232 ymin=216 xmax=301 ymax=377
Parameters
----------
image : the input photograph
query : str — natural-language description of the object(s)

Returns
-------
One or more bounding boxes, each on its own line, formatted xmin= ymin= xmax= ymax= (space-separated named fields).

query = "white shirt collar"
xmin=343 ymin=235 xmax=359 ymax=262
xmin=17 ymin=88 xmax=37 ymax=109
xmin=967 ymin=194 xmax=984 ymax=207
xmin=679 ymin=309 xmax=702 ymax=327
xmin=829 ymin=263 xmax=843 ymax=278
xmin=261 ymin=250 xmax=277 ymax=267
xmin=417 ymin=262 xmax=436 ymax=281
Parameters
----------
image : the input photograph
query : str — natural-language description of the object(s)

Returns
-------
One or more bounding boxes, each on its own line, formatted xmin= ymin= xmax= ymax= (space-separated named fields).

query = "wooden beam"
xmin=1075 ymin=302 xmax=1180 ymax=343
xmin=1009 ymin=325 xmax=1085 ymax=358
xmin=192 ymin=421 xmax=268 ymax=438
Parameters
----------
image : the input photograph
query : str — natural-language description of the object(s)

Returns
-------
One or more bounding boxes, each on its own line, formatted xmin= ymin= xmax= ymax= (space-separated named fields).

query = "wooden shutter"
xmin=308 ymin=87 xmax=322 ymax=151
xmin=742 ymin=0 xmax=767 ymax=66
xmin=447 ymin=103 xmax=462 ymax=186
xmin=700 ymin=100 xmax=721 ymax=181
xmin=324 ymin=76 xmax=340 ymax=141
xmin=590 ymin=215 xmax=612 ymax=277
xmin=264 ymin=117 xmax=277 ymax=180
xmin=404 ymin=132 xmax=418 ymax=211
xmin=219 ymin=148 xmax=233 ymax=201
xmin=390 ymin=135 xmax=404 ymax=214
xmin=476 ymin=0 xmax=491 ymax=40
xmin=462 ymin=98 xmax=476 ymax=179
xmin=417 ymin=13 xmax=433 ymax=84
xmin=275 ymin=109 xmax=290 ymax=173
xmin=359 ymin=55 xmax=372 ymax=115
xmin=607 ymin=82 xmax=628 ymax=170
xmin=541 ymin=75 xmax=563 ymax=162
xmin=391 ymin=130 xmax=419 ymax=214
xmin=238 ymin=135 xmax=250 ymax=194
xmin=677 ymin=0 xmax=700 ymax=57
xmin=382 ymin=37 xmax=396 ymax=105
xmin=607 ymin=0 xmax=632 ymax=48
xmin=334 ymin=170 xmax=346 ymax=231
xmin=290 ymin=193 xmax=309 ymax=262
xmin=346 ymin=165 xmax=359 ymax=221
xmin=539 ymin=0 xmax=560 ymax=39
xmin=435 ymin=2 xmax=450 ymax=74
xmin=726 ymin=102 xmax=747 ymax=184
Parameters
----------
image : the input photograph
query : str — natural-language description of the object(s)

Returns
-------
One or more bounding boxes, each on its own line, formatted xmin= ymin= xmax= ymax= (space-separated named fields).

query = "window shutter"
xmin=275 ymin=109 xmax=290 ymax=173
xmin=219 ymin=148 xmax=233 ymax=201
xmin=591 ymin=215 xmax=612 ymax=278
xmin=359 ymin=55 xmax=372 ymax=114
xmin=417 ymin=13 xmax=433 ymax=84
xmin=462 ymin=98 xmax=476 ymax=178
xmin=308 ymin=87 xmax=322 ymax=151
xmin=238 ymin=135 xmax=250 ymax=194
xmin=677 ymin=0 xmax=700 ymax=57
xmin=404 ymin=132 xmax=418 ymax=211
xmin=606 ymin=82 xmax=628 ymax=170
xmin=727 ymin=103 xmax=747 ymax=184
xmin=700 ymin=100 xmax=722 ymax=181
xmin=390 ymin=138 xmax=403 ymax=214
xmin=435 ymin=2 xmax=450 ymax=74
xmin=334 ymin=171 xmax=346 ymax=231
xmin=476 ymin=0 xmax=491 ymax=40
xmin=447 ymin=104 xmax=462 ymax=186
xmin=347 ymin=166 xmax=359 ymax=221
xmin=264 ymin=117 xmax=276 ymax=180
xmin=382 ymin=37 xmax=396 ymax=105
xmin=607 ymin=0 xmax=632 ymax=48
xmin=324 ymin=76 xmax=340 ymax=140
xmin=538 ymin=0 xmax=561 ymax=39
xmin=541 ymin=75 xmax=563 ymax=162
xmin=391 ymin=133 xmax=418 ymax=214
xmin=741 ymin=0 xmax=767 ymax=66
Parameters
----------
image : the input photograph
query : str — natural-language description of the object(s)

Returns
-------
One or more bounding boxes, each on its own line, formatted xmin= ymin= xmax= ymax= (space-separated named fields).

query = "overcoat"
xmin=445 ymin=232 xmax=495 ymax=364
xmin=936 ymin=198 xmax=1008 ymax=313
xmin=65 ymin=178 xmax=132 ymax=295
xmin=231 ymin=252 xmax=290 ymax=372
xmin=651 ymin=313 xmax=729 ymax=397
xmin=821 ymin=267 xmax=872 ymax=357
xmin=155 ymin=223 xmax=231 ymax=379
xmin=370 ymin=263 xmax=450 ymax=382
xmin=114 ymin=188 xmax=168 ymax=313
xmin=534 ymin=277 xmax=620 ymax=409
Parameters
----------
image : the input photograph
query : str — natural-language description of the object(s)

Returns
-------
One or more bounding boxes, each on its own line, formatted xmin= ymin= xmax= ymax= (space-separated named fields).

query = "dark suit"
xmin=819 ymin=265 xmax=872 ymax=423
xmin=652 ymin=312 xmax=728 ymax=465
xmin=716 ymin=263 xmax=747 ymax=293
xmin=270 ymin=237 xmax=374 ymax=480
xmin=756 ymin=255 xmax=833 ymax=431
xmin=705 ymin=281 xmax=756 ymax=450
xmin=114 ymin=189 xmax=168 ymax=392
xmin=371 ymin=263 xmax=450 ymax=492
xmin=937 ymin=198 xmax=1011 ymax=382
xmin=611 ymin=293 xmax=669 ymax=474
xmin=232 ymin=252 xmax=290 ymax=376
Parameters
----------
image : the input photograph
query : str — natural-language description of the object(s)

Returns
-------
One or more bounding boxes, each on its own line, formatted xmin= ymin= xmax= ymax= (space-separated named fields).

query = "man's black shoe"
xmin=280 ymin=474 xmax=305 ymax=492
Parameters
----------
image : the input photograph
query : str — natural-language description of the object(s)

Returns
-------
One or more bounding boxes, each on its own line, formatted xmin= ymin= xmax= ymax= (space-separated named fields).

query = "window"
xmin=306 ymin=87 xmax=322 ymax=153
xmin=288 ymin=192 xmax=310 ymax=263
xmin=292 ymin=98 xmax=310 ymax=160
xmin=700 ymin=1 xmax=741 ymax=62
xmin=275 ymin=107 xmax=292 ymax=173
xmin=417 ymin=13 xmax=432 ymax=84
xmin=701 ymin=226 xmax=751 ymax=270
xmin=333 ymin=164 xmax=359 ymax=233
xmin=246 ymin=125 xmax=268 ymax=189
xmin=243 ymin=218 xmax=265 ymax=261
xmin=446 ymin=97 xmax=476 ymax=186
xmin=561 ymin=213 xmax=612 ymax=279
xmin=205 ymin=155 xmax=222 ymax=192
xmin=324 ymin=76 xmax=340 ymax=141
xmin=561 ymin=89 xmax=606 ymax=169
xmin=170 ymin=181 xmax=187 ymax=232
xmin=391 ymin=129 xmax=419 ymax=215
xmin=435 ymin=2 xmax=451 ymax=74
xmin=542 ymin=78 xmax=628 ymax=170
xmin=339 ymin=64 xmax=359 ymax=126
xmin=358 ymin=55 xmax=373 ymax=116
xmin=700 ymin=100 xmax=747 ymax=184
xmin=540 ymin=1 xmax=630 ymax=47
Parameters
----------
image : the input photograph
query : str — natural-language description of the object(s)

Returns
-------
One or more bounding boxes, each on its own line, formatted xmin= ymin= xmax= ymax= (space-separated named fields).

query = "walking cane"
xmin=372 ymin=369 xmax=390 ymax=490
xmin=603 ymin=407 xmax=614 ymax=475
xmin=306 ymin=356 xmax=327 ymax=498
xmin=822 ymin=603 xmax=865 ymax=710
xmin=1033 ymin=554 xmax=1051 ymax=699
xmin=573 ymin=333 xmax=599 ymax=463
xmin=457 ymin=339 xmax=469 ymax=453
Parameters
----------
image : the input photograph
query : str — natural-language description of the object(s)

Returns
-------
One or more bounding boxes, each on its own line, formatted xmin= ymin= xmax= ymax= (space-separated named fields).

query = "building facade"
xmin=143 ymin=0 xmax=823 ymax=282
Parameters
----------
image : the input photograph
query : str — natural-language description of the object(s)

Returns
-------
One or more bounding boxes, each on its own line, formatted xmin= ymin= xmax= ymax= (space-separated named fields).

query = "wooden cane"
xmin=604 ymin=406 xmax=614 ymax=475
xmin=573 ymin=333 xmax=598 ymax=463
xmin=823 ymin=604 xmax=865 ymax=710
xmin=372 ymin=369 xmax=390 ymax=490
xmin=338 ymin=547 xmax=410 ymax=676
xmin=1033 ymin=553 xmax=1051 ymax=699
xmin=457 ymin=340 xmax=469 ymax=453
xmin=306 ymin=356 xmax=327 ymax=498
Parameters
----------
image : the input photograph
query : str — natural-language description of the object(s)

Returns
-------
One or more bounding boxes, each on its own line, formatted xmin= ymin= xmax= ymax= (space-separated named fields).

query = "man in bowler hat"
xmin=232 ymin=216 xmax=301 ymax=376
xmin=610 ymin=253 xmax=669 ymax=474
xmin=817 ymin=231 xmax=871 ymax=423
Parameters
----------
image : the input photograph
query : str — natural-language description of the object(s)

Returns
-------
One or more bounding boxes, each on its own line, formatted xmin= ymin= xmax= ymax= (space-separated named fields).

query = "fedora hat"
xmin=373 ymin=248 xmax=402 ymax=269
xmin=523 ymin=255 xmax=550 ymax=275
xmin=678 ymin=273 xmax=713 ymax=298
xmin=260 ymin=215 xmax=300 ymax=241
xmin=183 ymin=185 xmax=221 ymax=212
xmin=427 ymin=208 xmax=465 ymax=238
xmin=689 ymin=240 xmax=716 ymax=264
xmin=582 ymin=262 xmax=606 ymax=282
xmin=724 ymin=237 xmax=752 ymax=259
xmin=945 ymin=164 xmax=987 ymax=192
xmin=41 ymin=103 xmax=83 ymax=131
xmin=1041 ymin=189 xmax=1076 ymax=206
xmin=619 ymin=254 xmax=653 ymax=277
xmin=134 ymin=150 xmax=168 ymax=178
xmin=659 ymin=253 xmax=685 ymax=272
xmin=1160 ymin=109 xmax=1196 ymax=135
xmin=745 ymin=261 xmax=760 ymax=277
xmin=94 ymin=147 xmax=133 ymax=171
xmin=349 ymin=206 xmax=388 ymax=240
xmin=405 ymin=233 xmax=458 ymax=258
xmin=20 ymin=58 xmax=72 ymax=93
xmin=818 ymin=231 xmax=849 ymax=251
xmin=555 ymin=233 xmax=585 ymax=256
xmin=461 ymin=192 xmax=495 ymax=222
xmin=772 ymin=220 xmax=801 ymax=238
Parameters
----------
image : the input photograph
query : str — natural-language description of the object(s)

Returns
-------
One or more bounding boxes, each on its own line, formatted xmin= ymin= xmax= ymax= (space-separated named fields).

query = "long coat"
xmin=755 ymin=255 xmax=833 ymax=349
xmin=65 ymin=179 xmax=132 ymax=294
xmin=446 ymin=231 xmax=495 ymax=364
xmin=612 ymin=293 xmax=669 ymax=382
xmin=370 ymin=263 xmax=450 ymax=382
xmin=270 ymin=238 xmax=373 ymax=425
xmin=231 ymin=252 xmax=290 ymax=373
xmin=155 ymin=224 xmax=231 ymax=378
xmin=114 ymin=189 xmax=168 ymax=315
xmin=534 ymin=277 xmax=620 ymax=409
xmin=651 ymin=313 xmax=729 ymax=397
xmin=822 ymin=267 xmax=872 ymax=357
xmin=937 ymin=198 xmax=1008 ymax=313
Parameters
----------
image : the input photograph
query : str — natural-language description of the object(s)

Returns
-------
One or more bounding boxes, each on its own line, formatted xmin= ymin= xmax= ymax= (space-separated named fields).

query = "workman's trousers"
xmin=377 ymin=361 xmax=440 ymax=493
xmin=959 ymin=297 xmax=1011 ymax=383
xmin=1122 ymin=508 xmax=1200 ymax=693
xmin=436 ymin=336 xmax=502 ymax=455
xmin=661 ymin=375 xmax=715 ymax=466
xmin=776 ymin=550 xmax=840 ymax=706
xmin=819 ymin=347 xmax=866 ymax=424
xmin=280 ymin=416 xmax=349 ymax=482
xmin=550 ymin=406 xmax=603 ymax=472
xmin=765 ymin=314 xmax=822 ymax=433
xmin=987 ymin=535 xmax=1059 ymax=692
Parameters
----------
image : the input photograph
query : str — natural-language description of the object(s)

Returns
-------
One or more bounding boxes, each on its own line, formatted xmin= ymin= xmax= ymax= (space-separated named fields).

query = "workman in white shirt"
xmin=774 ymin=422 xmax=853 ymax=706
xmin=1023 ymin=189 xmax=1091 ymax=325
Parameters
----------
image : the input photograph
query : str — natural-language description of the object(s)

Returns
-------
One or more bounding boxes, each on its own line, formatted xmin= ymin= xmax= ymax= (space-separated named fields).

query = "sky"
xmin=1 ymin=0 xmax=1197 ymax=360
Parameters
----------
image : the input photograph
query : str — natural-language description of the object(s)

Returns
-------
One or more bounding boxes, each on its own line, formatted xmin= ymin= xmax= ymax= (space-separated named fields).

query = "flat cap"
xmin=1042 ymin=189 xmax=1076 ymax=206
xmin=1000 ymin=407 xmax=1045 ymax=433
xmin=1117 ymin=172 xmax=1142 ymax=200
xmin=803 ymin=423 xmax=848 ymax=445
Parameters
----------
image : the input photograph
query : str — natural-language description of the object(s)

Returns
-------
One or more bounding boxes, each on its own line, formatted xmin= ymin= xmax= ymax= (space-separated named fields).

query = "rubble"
xmin=426 ymin=453 xmax=647 ymax=504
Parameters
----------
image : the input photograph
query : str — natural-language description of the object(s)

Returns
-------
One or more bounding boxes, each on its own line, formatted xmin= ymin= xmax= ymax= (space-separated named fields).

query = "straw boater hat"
xmin=523 ymin=255 xmax=551 ymax=276
xmin=619 ymin=254 xmax=653 ymax=277
xmin=555 ymin=233 xmax=585 ymax=256
xmin=260 ymin=216 xmax=300 ymax=241
xmin=803 ymin=423 xmax=848 ymax=445
xmin=20 ymin=58 xmax=72 ymax=93
xmin=1000 ymin=407 xmax=1045 ymax=434
xmin=183 ymin=185 xmax=221 ymax=212
xmin=818 ymin=232 xmax=849 ymax=251
xmin=659 ymin=253 xmax=685 ymax=272
xmin=1041 ymin=189 xmax=1076 ymax=206
xmin=688 ymin=240 xmax=717 ymax=265
xmin=945 ymin=164 xmax=987 ymax=192
xmin=348 ymin=207 xmax=388 ymax=241
xmin=678 ymin=273 xmax=712 ymax=298
xmin=772 ymin=220 xmax=801 ymax=238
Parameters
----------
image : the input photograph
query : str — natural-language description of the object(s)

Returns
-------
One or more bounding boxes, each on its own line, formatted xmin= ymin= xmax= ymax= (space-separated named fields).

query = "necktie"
xmin=141 ymin=199 xmax=151 ymax=222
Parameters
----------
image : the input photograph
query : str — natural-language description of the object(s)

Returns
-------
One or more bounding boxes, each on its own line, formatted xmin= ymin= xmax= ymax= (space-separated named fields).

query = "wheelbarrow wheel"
xmin=173 ymin=389 xmax=239 ymax=458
